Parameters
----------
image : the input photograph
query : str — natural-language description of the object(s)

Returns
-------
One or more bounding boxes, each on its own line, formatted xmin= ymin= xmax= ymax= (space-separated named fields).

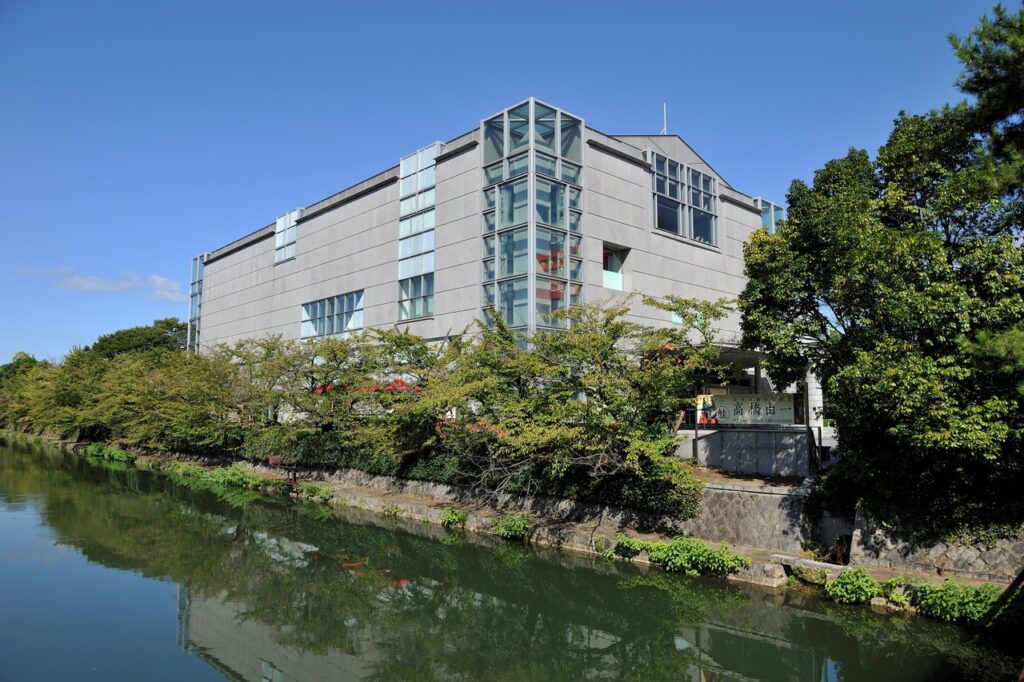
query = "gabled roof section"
xmin=610 ymin=134 xmax=733 ymax=190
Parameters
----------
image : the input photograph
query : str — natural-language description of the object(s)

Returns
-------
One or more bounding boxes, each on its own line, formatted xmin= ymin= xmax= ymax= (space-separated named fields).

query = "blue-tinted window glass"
xmin=656 ymin=197 xmax=680 ymax=235
xmin=508 ymin=103 xmax=530 ymax=154
xmin=499 ymin=179 xmax=528 ymax=228
xmin=560 ymin=115 xmax=582 ymax=162
xmin=535 ymin=103 xmax=557 ymax=153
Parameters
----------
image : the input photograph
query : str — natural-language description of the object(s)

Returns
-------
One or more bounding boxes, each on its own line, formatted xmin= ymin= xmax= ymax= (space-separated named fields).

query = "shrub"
xmin=824 ymin=568 xmax=881 ymax=604
xmin=492 ymin=512 xmax=530 ymax=540
xmin=440 ymin=506 xmax=467 ymax=529
xmin=911 ymin=580 xmax=1004 ymax=625
xmin=613 ymin=533 xmax=653 ymax=559
xmin=380 ymin=503 xmax=401 ymax=518
xmin=299 ymin=482 xmax=334 ymax=503
xmin=647 ymin=537 xmax=751 ymax=577
xmin=84 ymin=443 xmax=136 ymax=463
xmin=613 ymin=534 xmax=749 ymax=576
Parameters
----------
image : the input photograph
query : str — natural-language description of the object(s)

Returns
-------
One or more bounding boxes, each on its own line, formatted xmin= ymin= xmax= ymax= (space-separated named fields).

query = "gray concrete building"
xmin=187 ymin=97 xmax=770 ymax=352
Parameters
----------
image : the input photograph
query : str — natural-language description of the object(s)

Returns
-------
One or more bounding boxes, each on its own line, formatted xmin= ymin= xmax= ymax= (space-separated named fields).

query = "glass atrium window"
xmin=301 ymin=291 xmax=364 ymax=339
xmin=560 ymin=115 xmax=582 ymax=162
xmin=484 ymin=162 xmax=504 ymax=186
xmin=536 ymin=276 xmax=568 ymax=328
xmin=480 ymin=99 xmax=585 ymax=331
xmin=498 ymin=227 xmax=528 ymax=277
xmin=534 ymin=103 xmax=557 ymax=153
xmin=536 ymin=226 xmax=567 ymax=278
xmin=187 ymin=253 xmax=204 ymax=351
xmin=536 ymin=152 xmax=557 ymax=178
xmin=498 ymin=277 xmax=528 ymax=327
xmin=561 ymin=161 xmax=581 ymax=185
xmin=508 ymin=153 xmax=529 ymax=178
xmin=499 ymin=179 xmax=528 ymax=228
xmin=508 ymin=103 xmax=530 ymax=155
xmin=535 ymin=178 xmax=565 ymax=228
xmin=484 ymin=116 xmax=504 ymax=164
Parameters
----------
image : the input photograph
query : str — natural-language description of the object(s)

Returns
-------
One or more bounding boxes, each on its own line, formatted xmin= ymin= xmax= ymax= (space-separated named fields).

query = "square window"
xmin=536 ymin=152 xmax=557 ymax=178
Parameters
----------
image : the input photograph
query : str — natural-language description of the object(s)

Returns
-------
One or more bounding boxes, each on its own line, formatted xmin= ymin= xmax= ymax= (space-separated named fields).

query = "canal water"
xmin=0 ymin=436 xmax=1016 ymax=681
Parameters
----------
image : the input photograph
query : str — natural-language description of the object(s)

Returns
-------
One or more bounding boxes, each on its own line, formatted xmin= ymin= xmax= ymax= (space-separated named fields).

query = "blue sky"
xmin=0 ymin=0 xmax=998 ymax=361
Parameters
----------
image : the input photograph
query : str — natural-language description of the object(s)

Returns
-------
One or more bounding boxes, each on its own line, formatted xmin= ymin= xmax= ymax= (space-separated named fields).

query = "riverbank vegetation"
xmin=0 ymin=298 xmax=726 ymax=518
xmin=739 ymin=4 xmax=1024 ymax=540
xmin=613 ymin=533 xmax=752 ymax=577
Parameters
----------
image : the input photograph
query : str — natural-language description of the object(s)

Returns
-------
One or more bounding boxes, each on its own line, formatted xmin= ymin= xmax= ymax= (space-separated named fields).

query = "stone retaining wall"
xmin=678 ymin=482 xmax=813 ymax=553
xmin=850 ymin=511 xmax=1024 ymax=584
xmin=261 ymin=465 xmax=820 ymax=554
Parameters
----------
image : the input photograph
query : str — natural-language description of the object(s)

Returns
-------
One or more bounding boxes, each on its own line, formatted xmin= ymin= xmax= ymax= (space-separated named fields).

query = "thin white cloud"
xmin=146 ymin=275 xmax=188 ymax=304
xmin=24 ymin=267 xmax=187 ymax=305
xmin=53 ymin=274 xmax=144 ymax=292
xmin=15 ymin=265 xmax=76 ymax=277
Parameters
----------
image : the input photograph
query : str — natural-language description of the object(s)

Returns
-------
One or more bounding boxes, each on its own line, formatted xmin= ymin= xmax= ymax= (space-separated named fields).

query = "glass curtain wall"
xmin=187 ymin=254 xmax=204 ymax=351
xmin=481 ymin=99 xmax=583 ymax=331
xmin=398 ymin=143 xmax=441 ymax=320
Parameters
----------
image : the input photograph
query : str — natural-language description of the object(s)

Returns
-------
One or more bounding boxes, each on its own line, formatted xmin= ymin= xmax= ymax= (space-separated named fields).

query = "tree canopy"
xmin=739 ymin=3 xmax=1024 ymax=537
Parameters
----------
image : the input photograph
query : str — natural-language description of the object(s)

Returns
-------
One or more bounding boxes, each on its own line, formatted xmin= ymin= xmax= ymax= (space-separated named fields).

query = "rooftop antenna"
xmin=661 ymin=102 xmax=667 ymax=135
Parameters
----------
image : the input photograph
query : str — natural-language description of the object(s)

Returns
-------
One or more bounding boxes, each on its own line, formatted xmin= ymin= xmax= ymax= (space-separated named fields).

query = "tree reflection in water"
xmin=0 ymin=438 xmax=1017 ymax=682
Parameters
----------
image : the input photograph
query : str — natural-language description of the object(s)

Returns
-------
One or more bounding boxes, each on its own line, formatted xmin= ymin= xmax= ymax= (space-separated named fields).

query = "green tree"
xmin=739 ymin=5 xmax=1024 ymax=535
xmin=89 ymin=318 xmax=187 ymax=358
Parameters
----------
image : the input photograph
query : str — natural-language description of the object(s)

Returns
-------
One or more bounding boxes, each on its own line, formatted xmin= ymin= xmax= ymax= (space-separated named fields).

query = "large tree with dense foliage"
xmin=739 ymin=4 xmax=1024 ymax=537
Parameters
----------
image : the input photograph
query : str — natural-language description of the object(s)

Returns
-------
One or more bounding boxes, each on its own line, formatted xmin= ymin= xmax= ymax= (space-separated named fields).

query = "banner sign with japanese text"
xmin=695 ymin=394 xmax=795 ymax=425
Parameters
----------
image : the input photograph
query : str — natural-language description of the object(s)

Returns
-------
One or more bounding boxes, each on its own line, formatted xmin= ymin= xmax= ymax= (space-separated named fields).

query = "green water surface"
xmin=0 ymin=436 xmax=1016 ymax=681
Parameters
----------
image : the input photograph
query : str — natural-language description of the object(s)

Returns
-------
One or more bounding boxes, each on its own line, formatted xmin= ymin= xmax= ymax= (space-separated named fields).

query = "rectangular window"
xmin=535 ymin=178 xmax=565 ymax=227
xmin=498 ymin=277 xmax=528 ymax=327
xmin=301 ymin=291 xmax=364 ymax=339
xmin=534 ymin=102 xmax=557 ymax=153
xmin=602 ymin=244 xmax=628 ymax=291
xmin=560 ymin=115 xmax=582 ymax=162
xmin=536 ymin=152 xmax=557 ymax=178
xmin=561 ymin=161 xmax=581 ymax=185
xmin=508 ymin=153 xmax=529 ymax=178
xmin=499 ymin=179 xmax=528 ymax=228
xmin=498 ymin=227 xmax=528 ymax=278
xmin=656 ymin=197 xmax=680 ymax=235
xmin=536 ymin=226 xmax=567 ymax=278
xmin=187 ymin=254 xmax=204 ymax=351
xmin=508 ymin=103 xmax=530 ymax=155
xmin=484 ymin=115 xmax=504 ymax=164
xmin=484 ymin=162 xmax=504 ymax=186
xmin=399 ymin=273 xmax=434 ymax=320
xmin=274 ymin=209 xmax=301 ymax=263
xmin=399 ymin=143 xmax=440 ymax=319
xmin=536 ymin=276 xmax=568 ymax=328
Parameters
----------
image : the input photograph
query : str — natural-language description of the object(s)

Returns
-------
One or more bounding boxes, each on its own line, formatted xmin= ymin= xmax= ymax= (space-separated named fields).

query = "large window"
xmin=274 ymin=209 xmax=301 ymax=263
xmin=651 ymin=153 xmax=717 ymax=246
xmin=301 ymin=291 xmax=364 ymax=339
xmin=481 ymin=99 xmax=584 ymax=329
xmin=187 ymin=254 xmax=204 ymax=351
xmin=398 ymin=143 xmax=440 ymax=320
